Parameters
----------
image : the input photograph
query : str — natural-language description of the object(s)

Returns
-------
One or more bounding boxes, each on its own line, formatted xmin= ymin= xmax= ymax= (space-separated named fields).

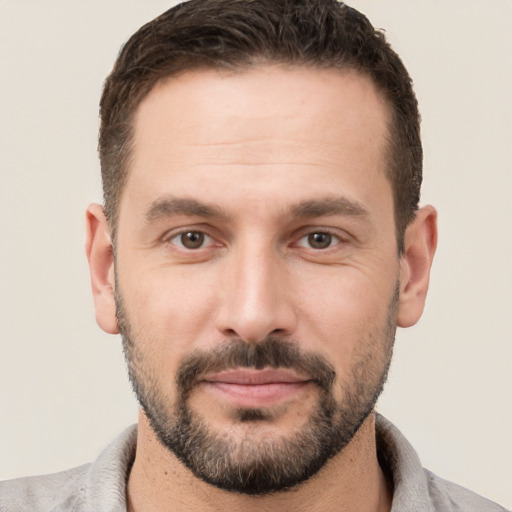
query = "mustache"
xmin=176 ymin=337 xmax=336 ymax=396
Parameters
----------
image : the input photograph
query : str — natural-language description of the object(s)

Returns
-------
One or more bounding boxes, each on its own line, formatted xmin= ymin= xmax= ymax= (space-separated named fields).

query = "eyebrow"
xmin=144 ymin=195 xmax=369 ymax=223
xmin=290 ymin=197 xmax=369 ymax=219
xmin=145 ymin=197 xmax=229 ymax=222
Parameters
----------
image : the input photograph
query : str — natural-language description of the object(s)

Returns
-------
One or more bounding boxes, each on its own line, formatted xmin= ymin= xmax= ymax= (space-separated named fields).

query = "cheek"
xmin=117 ymin=264 xmax=221 ymax=370
xmin=296 ymin=266 xmax=397 ymax=364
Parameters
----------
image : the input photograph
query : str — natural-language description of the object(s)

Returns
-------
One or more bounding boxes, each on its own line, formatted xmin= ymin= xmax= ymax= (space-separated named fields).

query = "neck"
xmin=127 ymin=411 xmax=392 ymax=512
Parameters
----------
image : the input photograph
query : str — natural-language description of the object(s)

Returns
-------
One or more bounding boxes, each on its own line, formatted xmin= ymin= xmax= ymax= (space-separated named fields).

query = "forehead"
xmin=133 ymin=64 xmax=389 ymax=155
xmin=121 ymin=65 xmax=392 ymax=221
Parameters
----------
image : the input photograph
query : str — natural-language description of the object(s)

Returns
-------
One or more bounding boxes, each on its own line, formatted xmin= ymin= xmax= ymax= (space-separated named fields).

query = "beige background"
xmin=1 ymin=0 xmax=511 ymax=508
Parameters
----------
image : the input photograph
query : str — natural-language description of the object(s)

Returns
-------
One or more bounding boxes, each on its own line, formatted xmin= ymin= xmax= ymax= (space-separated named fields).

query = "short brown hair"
xmin=99 ymin=0 xmax=422 ymax=250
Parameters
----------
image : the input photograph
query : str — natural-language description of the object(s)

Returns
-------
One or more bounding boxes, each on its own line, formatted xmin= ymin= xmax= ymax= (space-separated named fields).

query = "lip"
xmin=201 ymin=369 xmax=312 ymax=408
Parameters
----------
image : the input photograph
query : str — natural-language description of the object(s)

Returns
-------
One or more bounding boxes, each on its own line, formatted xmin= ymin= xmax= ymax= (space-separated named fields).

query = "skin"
xmin=86 ymin=65 xmax=437 ymax=512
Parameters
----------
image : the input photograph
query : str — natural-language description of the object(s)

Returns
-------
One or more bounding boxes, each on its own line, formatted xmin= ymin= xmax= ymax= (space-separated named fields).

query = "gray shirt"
xmin=0 ymin=415 xmax=508 ymax=511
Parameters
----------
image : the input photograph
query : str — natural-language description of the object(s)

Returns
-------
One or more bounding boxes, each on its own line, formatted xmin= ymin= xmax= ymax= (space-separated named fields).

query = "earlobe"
xmin=85 ymin=203 xmax=119 ymax=334
xmin=397 ymin=205 xmax=438 ymax=328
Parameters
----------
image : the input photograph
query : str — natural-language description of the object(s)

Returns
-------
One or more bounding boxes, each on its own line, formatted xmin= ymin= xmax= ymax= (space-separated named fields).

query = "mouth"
xmin=201 ymin=368 xmax=313 ymax=408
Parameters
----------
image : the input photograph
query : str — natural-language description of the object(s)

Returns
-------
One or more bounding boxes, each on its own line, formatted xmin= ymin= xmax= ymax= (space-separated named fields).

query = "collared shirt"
xmin=1 ymin=415 xmax=508 ymax=511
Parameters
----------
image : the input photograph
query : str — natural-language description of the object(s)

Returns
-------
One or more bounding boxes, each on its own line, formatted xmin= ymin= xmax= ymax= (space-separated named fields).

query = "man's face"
xmin=114 ymin=65 xmax=400 ymax=493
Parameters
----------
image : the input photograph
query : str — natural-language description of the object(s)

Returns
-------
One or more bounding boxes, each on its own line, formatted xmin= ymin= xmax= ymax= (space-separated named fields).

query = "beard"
xmin=117 ymin=288 xmax=397 ymax=495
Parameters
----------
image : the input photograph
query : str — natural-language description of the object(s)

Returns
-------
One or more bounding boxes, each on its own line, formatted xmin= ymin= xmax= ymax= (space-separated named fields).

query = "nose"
xmin=215 ymin=243 xmax=297 ymax=344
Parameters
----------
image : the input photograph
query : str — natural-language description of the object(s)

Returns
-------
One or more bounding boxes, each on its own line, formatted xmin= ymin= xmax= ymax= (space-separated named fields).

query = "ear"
xmin=85 ymin=203 xmax=119 ymax=334
xmin=397 ymin=205 xmax=438 ymax=328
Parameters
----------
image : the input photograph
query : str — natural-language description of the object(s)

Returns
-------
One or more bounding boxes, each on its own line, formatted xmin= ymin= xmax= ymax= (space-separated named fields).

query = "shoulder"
xmin=424 ymin=470 xmax=510 ymax=512
xmin=0 ymin=424 xmax=137 ymax=512
xmin=375 ymin=414 xmax=509 ymax=511
xmin=0 ymin=464 xmax=90 ymax=512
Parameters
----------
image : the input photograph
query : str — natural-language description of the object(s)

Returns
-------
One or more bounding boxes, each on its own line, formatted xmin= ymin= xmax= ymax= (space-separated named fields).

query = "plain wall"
xmin=1 ymin=1 xmax=511 ymax=508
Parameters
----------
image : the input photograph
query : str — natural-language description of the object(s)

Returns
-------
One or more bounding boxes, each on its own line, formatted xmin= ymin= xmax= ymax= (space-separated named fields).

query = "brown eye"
xmin=298 ymin=231 xmax=340 ymax=250
xmin=173 ymin=231 xmax=207 ymax=249
xmin=307 ymin=232 xmax=333 ymax=249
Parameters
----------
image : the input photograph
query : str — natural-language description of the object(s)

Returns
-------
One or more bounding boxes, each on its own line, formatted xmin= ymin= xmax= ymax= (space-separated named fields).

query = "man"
xmin=0 ymin=0 xmax=508 ymax=511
